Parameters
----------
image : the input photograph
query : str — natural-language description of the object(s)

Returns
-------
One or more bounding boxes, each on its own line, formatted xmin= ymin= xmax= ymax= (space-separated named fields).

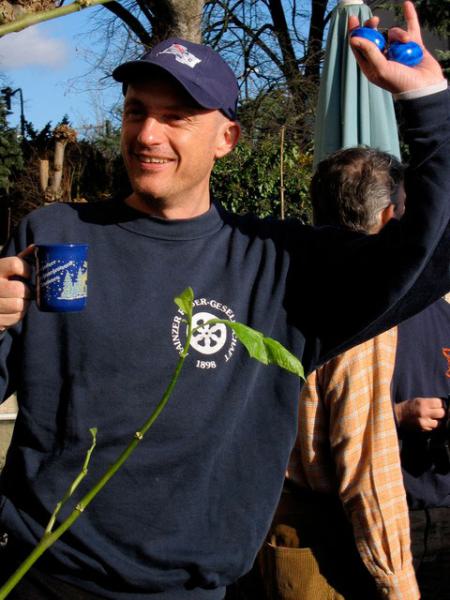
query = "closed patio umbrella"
xmin=313 ymin=0 xmax=401 ymax=167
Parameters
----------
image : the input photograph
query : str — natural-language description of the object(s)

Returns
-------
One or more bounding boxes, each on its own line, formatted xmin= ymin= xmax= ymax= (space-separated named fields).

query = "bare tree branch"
xmin=304 ymin=0 xmax=327 ymax=80
xmin=103 ymin=1 xmax=152 ymax=46
xmin=135 ymin=0 xmax=154 ymax=27
xmin=214 ymin=0 xmax=283 ymax=70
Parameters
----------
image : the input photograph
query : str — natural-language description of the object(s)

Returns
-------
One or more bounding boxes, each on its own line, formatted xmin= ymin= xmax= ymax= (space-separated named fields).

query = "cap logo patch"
xmin=158 ymin=44 xmax=202 ymax=68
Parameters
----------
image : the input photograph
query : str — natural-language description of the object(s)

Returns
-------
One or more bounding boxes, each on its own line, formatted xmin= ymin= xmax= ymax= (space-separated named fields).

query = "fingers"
xmin=0 ymin=278 xmax=31 ymax=300
xmin=417 ymin=397 xmax=447 ymax=431
xmin=0 ymin=300 xmax=30 ymax=329
xmin=349 ymin=15 xmax=380 ymax=31
xmin=421 ymin=417 xmax=441 ymax=432
xmin=396 ymin=397 xmax=448 ymax=432
xmin=349 ymin=34 xmax=388 ymax=79
xmin=348 ymin=15 xmax=359 ymax=32
xmin=363 ymin=16 xmax=380 ymax=29
xmin=422 ymin=397 xmax=447 ymax=418
xmin=386 ymin=2 xmax=422 ymax=45
xmin=0 ymin=253 xmax=33 ymax=331
xmin=18 ymin=244 xmax=35 ymax=260
xmin=0 ymin=255 xmax=32 ymax=280
xmin=428 ymin=408 xmax=447 ymax=420
xmin=348 ymin=1 xmax=444 ymax=93
xmin=403 ymin=0 xmax=423 ymax=44
xmin=388 ymin=27 xmax=411 ymax=44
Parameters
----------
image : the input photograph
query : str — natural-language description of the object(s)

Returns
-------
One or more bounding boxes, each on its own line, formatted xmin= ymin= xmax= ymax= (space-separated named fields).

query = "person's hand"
xmin=0 ymin=246 xmax=34 ymax=332
xmin=348 ymin=1 xmax=445 ymax=94
xmin=394 ymin=397 xmax=447 ymax=432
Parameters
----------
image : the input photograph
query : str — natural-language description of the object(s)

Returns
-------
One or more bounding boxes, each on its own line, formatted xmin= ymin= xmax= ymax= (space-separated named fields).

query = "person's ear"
xmin=380 ymin=203 xmax=396 ymax=227
xmin=214 ymin=120 xmax=241 ymax=159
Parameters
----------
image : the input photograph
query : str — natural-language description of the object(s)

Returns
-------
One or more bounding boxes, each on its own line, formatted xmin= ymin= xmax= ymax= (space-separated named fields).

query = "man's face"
xmin=121 ymin=76 xmax=239 ymax=217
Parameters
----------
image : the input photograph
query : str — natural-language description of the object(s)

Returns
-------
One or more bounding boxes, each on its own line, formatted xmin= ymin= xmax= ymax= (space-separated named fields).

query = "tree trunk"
xmin=304 ymin=0 xmax=328 ymax=82
xmin=47 ymin=140 xmax=67 ymax=201
xmin=46 ymin=124 xmax=76 ymax=203
xmin=146 ymin=0 xmax=203 ymax=43
xmin=39 ymin=159 xmax=49 ymax=193
xmin=267 ymin=0 xmax=301 ymax=99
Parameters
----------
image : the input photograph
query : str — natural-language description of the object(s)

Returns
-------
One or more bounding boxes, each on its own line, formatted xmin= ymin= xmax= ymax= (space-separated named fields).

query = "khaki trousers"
xmin=258 ymin=484 xmax=378 ymax=600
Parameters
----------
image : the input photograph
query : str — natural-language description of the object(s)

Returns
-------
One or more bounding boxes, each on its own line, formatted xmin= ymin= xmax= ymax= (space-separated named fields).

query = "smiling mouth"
xmin=135 ymin=155 xmax=173 ymax=164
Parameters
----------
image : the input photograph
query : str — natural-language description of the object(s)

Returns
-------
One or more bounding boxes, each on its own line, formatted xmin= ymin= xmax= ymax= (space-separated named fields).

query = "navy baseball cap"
xmin=112 ymin=38 xmax=239 ymax=120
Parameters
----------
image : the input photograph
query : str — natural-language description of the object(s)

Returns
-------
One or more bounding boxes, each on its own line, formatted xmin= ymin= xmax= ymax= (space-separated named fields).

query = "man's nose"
xmin=137 ymin=117 xmax=164 ymax=145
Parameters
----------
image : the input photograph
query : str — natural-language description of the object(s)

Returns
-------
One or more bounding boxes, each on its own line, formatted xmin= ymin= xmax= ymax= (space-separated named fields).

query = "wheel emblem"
xmin=190 ymin=312 xmax=227 ymax=355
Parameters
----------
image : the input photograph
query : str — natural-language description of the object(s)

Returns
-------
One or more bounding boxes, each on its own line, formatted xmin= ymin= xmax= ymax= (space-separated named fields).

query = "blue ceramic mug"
xmin=34 ymin=244 xmax=88 ymax=312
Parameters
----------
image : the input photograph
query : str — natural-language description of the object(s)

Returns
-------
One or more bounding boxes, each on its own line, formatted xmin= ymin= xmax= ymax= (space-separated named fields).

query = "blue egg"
xmin=387 ymin=41 xmax=423 ymax=66
xmin=350 ymin=27 xmax=386 ymax=51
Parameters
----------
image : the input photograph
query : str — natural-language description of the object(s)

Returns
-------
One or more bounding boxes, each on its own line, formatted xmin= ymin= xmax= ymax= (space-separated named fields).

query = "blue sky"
xmin=0 ymin=7 xmax=123 ymax=132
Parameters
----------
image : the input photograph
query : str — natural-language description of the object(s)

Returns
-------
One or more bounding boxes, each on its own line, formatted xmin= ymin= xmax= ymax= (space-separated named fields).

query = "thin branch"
xmin=135 ymin=0 xmax=154 ymax=27
xmin=0 ymin=0 xmax=113 ymax=37
xmin=103 ymin=1 xmax=152 ymax=46
xmin=215 ymin=0 xmax=283 ymax=70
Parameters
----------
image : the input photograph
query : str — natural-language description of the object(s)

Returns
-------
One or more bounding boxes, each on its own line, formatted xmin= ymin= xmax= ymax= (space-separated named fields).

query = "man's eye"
xmin=124 ymin=108 xmax=144 ymax=119
xmin=165 ymin=114 xmax=187 ymax=123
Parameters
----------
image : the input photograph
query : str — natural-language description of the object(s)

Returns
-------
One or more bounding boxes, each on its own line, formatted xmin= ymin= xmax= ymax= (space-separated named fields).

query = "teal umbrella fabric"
xmin=313 ymin=0 xmax=401 ymax=167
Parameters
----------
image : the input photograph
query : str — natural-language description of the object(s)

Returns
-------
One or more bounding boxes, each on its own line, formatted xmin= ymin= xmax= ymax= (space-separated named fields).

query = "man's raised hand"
xmin=349 ymin=1 xmax=445 ymax=94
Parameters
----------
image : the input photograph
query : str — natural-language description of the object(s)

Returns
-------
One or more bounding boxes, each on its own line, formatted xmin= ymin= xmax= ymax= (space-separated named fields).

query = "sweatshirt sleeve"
xmin=308 ymin=331 xmax=419 ymax=600
xmin=295 ymin=88 xmax=450 ymax=366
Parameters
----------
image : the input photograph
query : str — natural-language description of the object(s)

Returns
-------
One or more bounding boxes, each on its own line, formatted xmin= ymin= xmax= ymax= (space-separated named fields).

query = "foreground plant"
xmin=0 ymin=287 xmax=304 ymax=599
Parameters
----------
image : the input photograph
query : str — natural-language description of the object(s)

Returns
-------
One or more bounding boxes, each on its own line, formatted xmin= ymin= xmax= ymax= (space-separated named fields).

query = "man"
xmin=260 ymin=148 xmax=449 ymax=600
xmin=0 ymin=3 xmax=449 ymax=599
xmin=391 ymin=302 xmax=450 ymax=599
xmin=258 ymin=148 xmax=417 ymax=600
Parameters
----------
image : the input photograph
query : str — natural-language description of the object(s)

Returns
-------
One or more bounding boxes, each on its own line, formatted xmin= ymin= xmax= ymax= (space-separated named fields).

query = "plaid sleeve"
xmin=289 ymin=329 xmax=419 ymax=600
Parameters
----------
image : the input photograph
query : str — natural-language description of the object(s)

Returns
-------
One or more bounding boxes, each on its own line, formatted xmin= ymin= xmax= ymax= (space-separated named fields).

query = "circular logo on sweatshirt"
xmin=171 ymin=297 xmax=238 ymax=369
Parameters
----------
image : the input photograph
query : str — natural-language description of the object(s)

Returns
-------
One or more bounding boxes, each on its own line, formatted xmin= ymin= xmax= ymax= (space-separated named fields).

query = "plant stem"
xmin=0 ymin=318 xmax=193 ymax=599
xmin=0 ymin=0 xmax=113 ymax=38
xmin=45 ymin=428 xmax=97 ymax=535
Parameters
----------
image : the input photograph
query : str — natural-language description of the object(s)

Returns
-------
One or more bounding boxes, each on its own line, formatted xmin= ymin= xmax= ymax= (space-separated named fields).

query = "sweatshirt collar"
xmin=115 ymin=198 xmax=224 ymax=241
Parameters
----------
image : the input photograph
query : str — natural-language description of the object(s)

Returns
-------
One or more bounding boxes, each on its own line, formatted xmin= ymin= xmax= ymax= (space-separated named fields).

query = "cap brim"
xmin=112 ymin=61 xmax=220 ymax=111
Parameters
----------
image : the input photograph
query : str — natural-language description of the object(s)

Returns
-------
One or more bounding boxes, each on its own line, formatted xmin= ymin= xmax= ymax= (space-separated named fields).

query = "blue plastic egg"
xmin=350 ymin=27 xmax=386 ymax=51
xmin=387 ymin=41 xmax=423 ymax=66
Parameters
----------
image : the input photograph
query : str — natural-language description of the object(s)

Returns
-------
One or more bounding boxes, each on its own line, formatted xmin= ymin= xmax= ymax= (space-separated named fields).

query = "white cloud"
xmin=0 ymin=25 xmax=69 ymax=70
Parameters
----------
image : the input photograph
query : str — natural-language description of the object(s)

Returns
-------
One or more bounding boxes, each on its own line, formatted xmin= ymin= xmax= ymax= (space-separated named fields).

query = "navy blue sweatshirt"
xmin=0 ymin=90 xmax=449 ymax=599
xmin=392 ymin=298 xmax=450 ymax=509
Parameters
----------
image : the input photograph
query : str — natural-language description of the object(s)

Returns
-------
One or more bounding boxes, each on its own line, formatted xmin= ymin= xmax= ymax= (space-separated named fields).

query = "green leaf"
xmin=262 ymin=337 xmax=304 ymax=380
xmin=208 ymin=320 xmax=304 ymax=379
xmin=174 ymin=288 xmax=194 ymax=321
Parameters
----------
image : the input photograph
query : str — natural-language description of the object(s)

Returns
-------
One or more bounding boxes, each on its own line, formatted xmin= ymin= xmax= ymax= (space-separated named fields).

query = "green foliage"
xmin=174 ymin=287 xmax=194 ymax=322
xmin=412 ymin=0 xmax=449 ymax=77
xmin=413 ymin=0 xmax=450 ymax=39
xmin=71 ymin=120 xmax=128 ymax=202
xmin=209 ymin=319 xmax=305 ymax=379
xmin=211 ymin=136 xmax=313 ymax=223
xmin=209 ymin=85 xmax=315 ymax=222
xmin=0 ymin=99 xmax=23 ymax=195
xmin=22 ymin=121 xmax=53 ymax=159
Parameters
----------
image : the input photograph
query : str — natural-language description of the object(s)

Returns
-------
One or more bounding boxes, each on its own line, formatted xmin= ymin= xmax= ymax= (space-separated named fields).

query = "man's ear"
xmin=380 ymin=203 xmax=396 ymax=228
xmin=215 ymin=120 xmax=241 ymax=159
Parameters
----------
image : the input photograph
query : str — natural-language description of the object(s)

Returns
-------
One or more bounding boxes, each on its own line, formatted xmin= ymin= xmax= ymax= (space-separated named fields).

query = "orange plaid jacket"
xmin=288 ymin=328 xmax=419 ymax=600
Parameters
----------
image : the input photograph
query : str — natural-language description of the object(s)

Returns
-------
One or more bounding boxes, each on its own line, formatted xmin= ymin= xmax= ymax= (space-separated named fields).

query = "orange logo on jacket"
xmin=443 ymin=348 xmax=450 ymax=377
